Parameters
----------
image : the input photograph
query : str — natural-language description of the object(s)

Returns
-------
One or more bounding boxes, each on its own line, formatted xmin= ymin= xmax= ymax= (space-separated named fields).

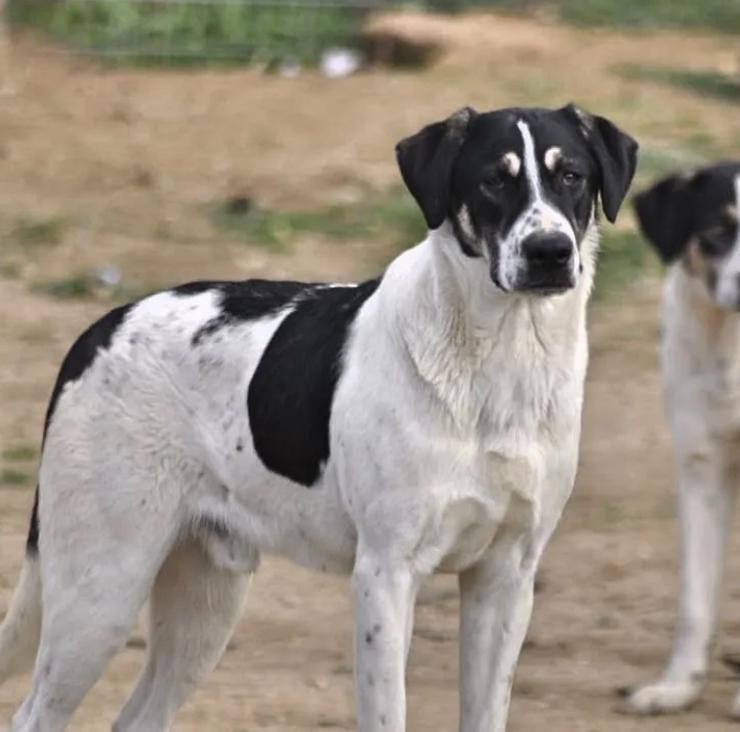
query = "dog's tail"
xmin=0 ymin=490 xmax=42 ymax=685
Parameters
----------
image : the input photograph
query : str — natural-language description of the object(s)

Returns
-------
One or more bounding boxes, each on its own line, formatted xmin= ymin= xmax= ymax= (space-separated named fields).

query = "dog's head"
xmin=396 ymin=104 xmax=638 ymax=295
xmin=634 ymin=162 xmax=740 ymax=309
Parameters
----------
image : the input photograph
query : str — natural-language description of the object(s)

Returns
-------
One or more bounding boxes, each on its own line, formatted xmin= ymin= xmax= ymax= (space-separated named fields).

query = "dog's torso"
xmin=40 ymin=226 xmax=592 ymax=580
xmin=662 ymin=264 xmax=740 ymax=458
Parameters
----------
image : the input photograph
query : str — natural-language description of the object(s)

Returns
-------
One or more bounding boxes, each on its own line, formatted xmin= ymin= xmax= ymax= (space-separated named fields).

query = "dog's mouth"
xmin=492 ymin=272 xmax=576 ymax=296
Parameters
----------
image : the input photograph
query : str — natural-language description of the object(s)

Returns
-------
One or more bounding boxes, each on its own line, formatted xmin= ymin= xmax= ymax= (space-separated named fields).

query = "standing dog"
xmin=0 ymin=104 xmax=636 ymax=732
xmin=623 ymin=162 xmax=740 ymax=718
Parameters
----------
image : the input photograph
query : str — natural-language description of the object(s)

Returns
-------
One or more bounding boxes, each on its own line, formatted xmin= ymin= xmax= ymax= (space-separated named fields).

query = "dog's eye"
xmin=561 ymin=170 xmax=583 ymax=186
xmin=481 ymin=174 xmax=506 ymax=193
xmin=701 ymin=227 xmax=733 ymax=256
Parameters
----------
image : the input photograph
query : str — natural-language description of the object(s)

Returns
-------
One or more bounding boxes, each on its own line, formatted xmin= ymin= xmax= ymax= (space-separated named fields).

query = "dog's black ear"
xmin=563 ymin=104 xmax=639 ymax=223
xmin=633 ymin=174 xmax=694 ymax=264
xmin=395 ymin=107 xmax=477 ymax=230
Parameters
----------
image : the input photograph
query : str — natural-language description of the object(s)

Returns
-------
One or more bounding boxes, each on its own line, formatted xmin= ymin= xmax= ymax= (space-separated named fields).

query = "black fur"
xmin=28 ymin=303 xmax=133 ymax=555
xmin=248 ymin=279 xmax=380 ymax=486
xmin=634 ymin=162 xmax=740 ymax=264
xmin=397 ymin=105 xmax=637 ymax=275
xmin=396 ymin=107 xmax=477 ymax=231
xmin=565 ymin=104 xmax=639 ymax=223
xmin=186 ymin=280 xmax=313 ymax=345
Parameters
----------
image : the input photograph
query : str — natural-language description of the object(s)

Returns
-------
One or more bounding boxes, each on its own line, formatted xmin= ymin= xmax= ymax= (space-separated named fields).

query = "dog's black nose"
xmin=522 ymin=232 xmax=573 ymax=268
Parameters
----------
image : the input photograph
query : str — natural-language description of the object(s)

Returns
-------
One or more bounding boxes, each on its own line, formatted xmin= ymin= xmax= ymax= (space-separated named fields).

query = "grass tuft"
xmin=12 ymin=216 xmax=67 ymax=246
xmin=593 ymin=229 xmax=647 ymax=300
xmin=2 ymin=444 xmax=37 ymax=462
xmin=212 ymin=188 xmax=426 ymax=253
xmin=618 ymin=64 xmax=740 ymax=105
xmin=0 ymin=468 xmax=32 ymax=486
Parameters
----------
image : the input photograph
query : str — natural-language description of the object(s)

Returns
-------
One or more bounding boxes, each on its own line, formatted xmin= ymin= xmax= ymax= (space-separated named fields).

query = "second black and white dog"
xmin=623 ymin=161 xmax=740 ymax=718
xmin=0 ymin=104 xmax=637 ymax=732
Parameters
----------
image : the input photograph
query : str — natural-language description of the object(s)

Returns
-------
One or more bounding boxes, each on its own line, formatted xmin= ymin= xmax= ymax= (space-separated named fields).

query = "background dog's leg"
xmin=112 ymin=538 xmax=252 ymax=732
xmin=352 ymin=552 xmax=418 ymax=732
xmin=624 ymin=454 xmax=736 ymax=715
xmin=457 ymin=538 xmax=536 ymax=732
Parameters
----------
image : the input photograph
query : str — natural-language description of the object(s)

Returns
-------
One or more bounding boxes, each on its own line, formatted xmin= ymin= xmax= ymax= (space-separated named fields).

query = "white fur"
xmin=497 ymin=122 xmax=578 ymax=291
xmin=624 ymin=259 xmax=740 ymax=717
xmin=0 ymin=219 xmax=598 ymax=732
xmin=713 ymin=175 xmax=740 ymax=309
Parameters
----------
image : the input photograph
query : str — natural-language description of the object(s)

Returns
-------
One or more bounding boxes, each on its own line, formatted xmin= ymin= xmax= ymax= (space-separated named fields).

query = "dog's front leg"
xmin=458 ymin=543 xmax=536 ymax=732
xmin=352 ymin=551 xmax=418 ymax=732
xmin=623 ymin=450 xmax=736 ymax=715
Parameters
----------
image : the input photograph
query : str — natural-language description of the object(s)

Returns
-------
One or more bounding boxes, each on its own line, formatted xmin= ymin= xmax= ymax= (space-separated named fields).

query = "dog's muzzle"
xmin=517 ymin=232 xmax=576 ymax=294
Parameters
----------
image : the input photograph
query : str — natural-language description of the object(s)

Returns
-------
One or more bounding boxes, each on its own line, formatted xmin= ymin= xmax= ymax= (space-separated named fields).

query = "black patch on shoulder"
xmin=182 ymin=280 xmax=315 ymax=346
xmin=248 ymin=279 xmax=380 ymax=486
xmin=28 ymin=303 xmax=133 ymax=556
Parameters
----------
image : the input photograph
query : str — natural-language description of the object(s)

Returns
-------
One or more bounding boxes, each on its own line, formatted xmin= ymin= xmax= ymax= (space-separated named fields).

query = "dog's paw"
xmin=616 ymin=680 xmax=701 ymax=715
xmin=729 ymin=691 xmax=740 ymax=721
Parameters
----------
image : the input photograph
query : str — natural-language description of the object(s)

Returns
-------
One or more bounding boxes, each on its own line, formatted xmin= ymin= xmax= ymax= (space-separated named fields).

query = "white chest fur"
xmin=333 ymin=226 xmax=595 ymax=574
xmin=663 ymin=265 xmax=740 ymax=443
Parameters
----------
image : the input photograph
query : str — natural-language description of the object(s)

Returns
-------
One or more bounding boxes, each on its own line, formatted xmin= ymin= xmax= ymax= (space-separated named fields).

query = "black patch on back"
xmin=183 ymin=280 xmax=314 ymax=345
xmin=248 ymin=279 xmax=380 ymax=486
xmin=27 ymin=303 xmax=133 ymax=555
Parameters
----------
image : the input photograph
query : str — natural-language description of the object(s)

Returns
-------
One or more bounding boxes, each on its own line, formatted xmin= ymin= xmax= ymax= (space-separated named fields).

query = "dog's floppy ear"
xmin=395 ymin=107 xmax=477 ymax=230
xmin=563 ymin=104 xmax=638 ymax=223
xmin=633 ymin=174 xmax=694 ymax=264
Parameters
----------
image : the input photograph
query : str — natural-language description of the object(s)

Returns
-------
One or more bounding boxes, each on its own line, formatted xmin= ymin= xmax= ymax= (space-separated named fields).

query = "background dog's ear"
xmin=633 ymin=174 xmax=693 ymax=264
xmin=563 ymin=104 xmax=638 ymax=223
xmin=395 ymin=107 xmax=477 ymax=230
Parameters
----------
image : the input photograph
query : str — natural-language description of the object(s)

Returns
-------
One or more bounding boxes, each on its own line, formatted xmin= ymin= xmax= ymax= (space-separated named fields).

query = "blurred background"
xmin=0 ymin=1 xmax=739 ymax=729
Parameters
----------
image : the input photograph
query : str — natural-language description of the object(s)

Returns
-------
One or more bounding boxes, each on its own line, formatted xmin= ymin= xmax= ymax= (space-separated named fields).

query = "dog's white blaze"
xmin=496 ymin=121 xmax=578 ymax=291
xmin=713 ymin=174 xmax=740 ymax=308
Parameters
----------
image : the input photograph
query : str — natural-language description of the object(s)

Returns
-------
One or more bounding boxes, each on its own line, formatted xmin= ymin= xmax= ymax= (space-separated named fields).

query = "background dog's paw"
xmin=616 ymin=680 xmax=700 ymax=715
xmin=729 ymin=689 xmax=740 ymax=721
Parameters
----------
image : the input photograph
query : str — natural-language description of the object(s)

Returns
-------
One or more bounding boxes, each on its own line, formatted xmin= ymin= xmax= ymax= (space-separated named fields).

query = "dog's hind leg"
xmin=0 ymin=557 xmax=42 ymax=686
xmin=9 ymin=476 xmax=179 ymax=732
xmin=112 ymin=535 xmax=254 ymax=732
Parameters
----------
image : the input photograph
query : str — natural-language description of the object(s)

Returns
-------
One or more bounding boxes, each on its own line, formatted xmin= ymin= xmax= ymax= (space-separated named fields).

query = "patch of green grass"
xmin=0 ymin=468 xmax=31 ymax=486
xmin=0 ymin=261 xmax=22 ymax=279
xmin=634 ymin=145 xmax=707 ymax=183
xmin=2 ymin=444 xmax=37 ymax=462
xmin=618 ymin=64 xmax=740 ymax=104
xmin=12 ymin=216 xmax=67 ymax=246
xmin=32 ymin=274 xmax=96 ymax=300
xmin=594 ymin=229 xmax=647 ymax=300
xmin=556 ymin=0 xmax=740 ymax=33
xmin=31 ymin=274 xmax=152 ymax=303
xmin=8 ymin=0 xmax=363 ymax=66
xmin=424 ymin=0 xmax=740 ymax=33
xmin=212 ymin=188 xmax=425 ymax=253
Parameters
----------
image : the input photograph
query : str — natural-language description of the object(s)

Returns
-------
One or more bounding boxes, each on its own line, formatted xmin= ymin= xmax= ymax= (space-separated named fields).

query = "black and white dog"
xmin=623 ymin=162 xmax=740 ymax=718
xmin=0 ymin=104 xmax=637 ymax=732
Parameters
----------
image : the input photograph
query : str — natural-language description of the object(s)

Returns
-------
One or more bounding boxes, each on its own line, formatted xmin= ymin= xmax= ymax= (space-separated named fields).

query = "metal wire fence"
xmin=7 ymin=0 xmax=385 ymax=64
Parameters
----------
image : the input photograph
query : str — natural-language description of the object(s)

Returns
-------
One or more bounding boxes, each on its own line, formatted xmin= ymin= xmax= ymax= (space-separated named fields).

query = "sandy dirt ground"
xmin=2 ymin=13 xmax=740 ymax=731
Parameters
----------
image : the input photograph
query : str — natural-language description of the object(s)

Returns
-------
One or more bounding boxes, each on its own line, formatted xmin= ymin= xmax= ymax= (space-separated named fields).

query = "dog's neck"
xmin=671 ymin=263 xmax=740 ymax=365
xmin=378 ymin=221 xmax=596 ymax=434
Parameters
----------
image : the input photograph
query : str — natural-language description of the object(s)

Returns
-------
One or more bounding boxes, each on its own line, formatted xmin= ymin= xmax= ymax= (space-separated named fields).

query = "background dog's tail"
xmin=0 ymin=496 xmax=42 ymax=685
